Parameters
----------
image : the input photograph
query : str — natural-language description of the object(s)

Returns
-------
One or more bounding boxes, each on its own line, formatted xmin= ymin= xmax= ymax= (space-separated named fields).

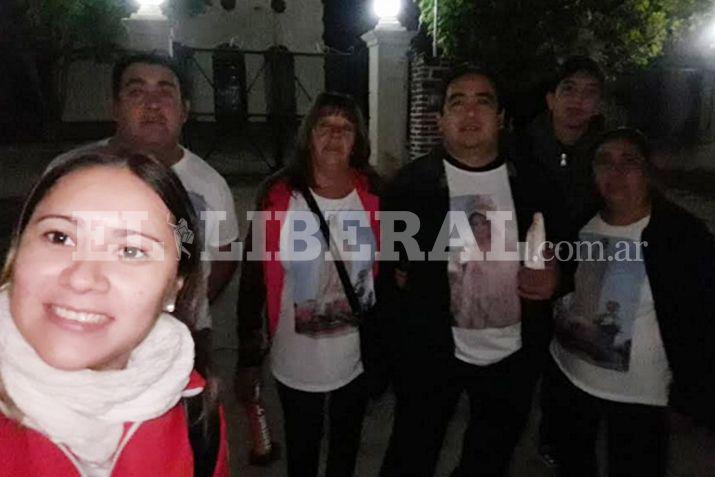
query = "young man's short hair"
xmin=112 ymin=53 xmax=190 ymax=101
xmin=550 ymin=56 xmax=605 ymax=92
xmin=436 ymin=63 xmax=502 ymax=113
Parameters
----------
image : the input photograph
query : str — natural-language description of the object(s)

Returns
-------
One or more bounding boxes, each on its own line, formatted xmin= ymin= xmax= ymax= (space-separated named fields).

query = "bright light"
xmin=134 ymin=0 xmax=166 ymax=18
xmin=706 ymin=22 xmax=715 ymax=50
xmin=373 ymin=0 xmax=401 ymax=21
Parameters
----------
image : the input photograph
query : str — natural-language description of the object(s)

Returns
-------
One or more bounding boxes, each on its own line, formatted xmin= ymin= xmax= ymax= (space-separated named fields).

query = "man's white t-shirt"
xmin=551 ymin=214 xmax=672 ymax=406
xmin=171 ymin=148 xmax=239 ymax=329
xmin=51 ymin=140 xmax=239 ymax=329
xmin=270 ymin=189 xmax=375 ymax=392
xmin=444 ymin=158 xmax=522 ymax=366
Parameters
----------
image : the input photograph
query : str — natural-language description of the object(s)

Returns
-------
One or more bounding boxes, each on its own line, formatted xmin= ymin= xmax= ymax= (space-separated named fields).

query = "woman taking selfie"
xmin=0 ymin=153 xmax=229 ymax=477
xmin=236 ymin=92 xmax=380 ymax=477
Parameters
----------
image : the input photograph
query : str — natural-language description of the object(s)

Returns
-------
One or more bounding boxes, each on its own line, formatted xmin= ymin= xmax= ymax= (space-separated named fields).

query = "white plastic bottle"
xmin=524 ymin=212 xmax=546 ymax=270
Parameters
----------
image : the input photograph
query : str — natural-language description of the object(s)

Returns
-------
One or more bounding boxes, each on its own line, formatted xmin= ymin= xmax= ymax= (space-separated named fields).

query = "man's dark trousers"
xmin=380 ymin=348 xmax=537 ymax=477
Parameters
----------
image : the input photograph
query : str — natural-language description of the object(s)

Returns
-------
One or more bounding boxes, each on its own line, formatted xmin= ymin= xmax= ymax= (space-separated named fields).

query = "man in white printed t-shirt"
xmin=379 ymin=65 xmax=560 ymax=477
xmin=51 ymin=54 xmax=239 ymax=368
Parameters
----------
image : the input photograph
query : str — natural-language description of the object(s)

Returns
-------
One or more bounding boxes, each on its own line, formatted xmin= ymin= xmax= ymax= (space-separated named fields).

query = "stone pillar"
xmin=362 ymin=23 xmax=415 ymax=178
xmin=122 ymin=5 xmax=174 ymax=56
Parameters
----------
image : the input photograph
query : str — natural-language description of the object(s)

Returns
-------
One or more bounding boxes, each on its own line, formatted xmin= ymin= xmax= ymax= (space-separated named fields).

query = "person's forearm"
xmin=207 ymin=259 xmax=238 ymax=302
xmin=236 ymin=227 xmax=268 ymax=368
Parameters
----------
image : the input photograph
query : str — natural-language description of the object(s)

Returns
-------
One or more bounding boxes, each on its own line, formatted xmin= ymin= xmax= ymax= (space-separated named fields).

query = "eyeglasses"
xmin=313 ymin=123 xmax=356 ymax=137
xmin=593 ymin=157 xmax=646 ymax=175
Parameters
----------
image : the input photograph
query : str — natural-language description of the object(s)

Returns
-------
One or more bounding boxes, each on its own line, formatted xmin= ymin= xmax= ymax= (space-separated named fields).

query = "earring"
xmin=164 ymin=303 xmax=176 ymax=313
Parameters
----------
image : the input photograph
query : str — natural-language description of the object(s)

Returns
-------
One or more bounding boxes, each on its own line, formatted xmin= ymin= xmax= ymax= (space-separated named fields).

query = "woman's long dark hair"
xmin=268 ymin=91 xmax=380 ymax=196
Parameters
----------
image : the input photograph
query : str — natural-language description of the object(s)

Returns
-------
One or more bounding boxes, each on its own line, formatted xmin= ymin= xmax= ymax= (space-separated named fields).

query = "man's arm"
xmin=207 ymin=177 xmax=240 ymax=302
xmin=208 ymin=247 xmax=238 ymax=302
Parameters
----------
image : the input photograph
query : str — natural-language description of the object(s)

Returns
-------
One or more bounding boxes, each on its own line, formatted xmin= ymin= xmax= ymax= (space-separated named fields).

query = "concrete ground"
xmin=1 ymin=138 xmax=714 ymax=476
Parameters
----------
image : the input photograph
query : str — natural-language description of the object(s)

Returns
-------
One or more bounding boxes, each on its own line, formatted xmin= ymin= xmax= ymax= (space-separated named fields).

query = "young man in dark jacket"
xmin=514 ymin=56 xmax=605 ymax=243
xmin=511 ymin=56 xmax=605 ymax=466
xmin=379 ymin=65 xmax=559 ymax=477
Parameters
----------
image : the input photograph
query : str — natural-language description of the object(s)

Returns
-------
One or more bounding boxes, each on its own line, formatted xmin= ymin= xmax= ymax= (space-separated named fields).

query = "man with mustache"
xmin=52 ymin=54 xmax=239 ymax=360
xmin=379 ymin=65 xmax=559 ymax=477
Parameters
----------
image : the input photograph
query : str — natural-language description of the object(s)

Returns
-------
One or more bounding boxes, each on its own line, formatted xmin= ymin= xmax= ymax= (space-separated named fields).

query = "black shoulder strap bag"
xmin=300 ymin=188 xmax=389 ymax=397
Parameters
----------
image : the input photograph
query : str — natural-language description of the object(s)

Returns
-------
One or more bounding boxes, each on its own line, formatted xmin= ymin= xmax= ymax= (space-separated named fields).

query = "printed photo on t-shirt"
xmin=290 ymin=212 xmax=376 ymax=338
xmin=554 ymin=234 xmax=645 ymax=371
xmin=448 ymin=194 xmax=520 ymax=330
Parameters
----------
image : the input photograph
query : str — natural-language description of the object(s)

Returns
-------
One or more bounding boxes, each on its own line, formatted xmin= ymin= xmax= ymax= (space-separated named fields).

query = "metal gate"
xmin=175 ymin=43 xmax=368 ymax=170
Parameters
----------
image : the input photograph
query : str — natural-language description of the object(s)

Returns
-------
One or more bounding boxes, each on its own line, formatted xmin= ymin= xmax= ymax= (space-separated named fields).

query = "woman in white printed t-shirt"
xmin=235 ymin=92 xmax=381 ymax=477
xmin=546 ymin=128 xmax=715 ymax=477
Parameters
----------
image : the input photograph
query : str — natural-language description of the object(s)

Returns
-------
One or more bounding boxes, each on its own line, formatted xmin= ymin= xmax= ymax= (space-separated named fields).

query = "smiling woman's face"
xmin=9 ymin=165 xmax=183 ymax=371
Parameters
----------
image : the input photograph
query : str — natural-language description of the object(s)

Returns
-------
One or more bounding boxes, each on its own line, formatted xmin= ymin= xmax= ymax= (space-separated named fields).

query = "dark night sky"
xmin=319 ymin=1 xmax=419 ymax=114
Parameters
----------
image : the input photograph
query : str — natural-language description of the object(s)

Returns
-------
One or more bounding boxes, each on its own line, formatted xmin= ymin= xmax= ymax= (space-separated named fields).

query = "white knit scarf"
xmin=0 ymin=289 xmax=197 ymax=473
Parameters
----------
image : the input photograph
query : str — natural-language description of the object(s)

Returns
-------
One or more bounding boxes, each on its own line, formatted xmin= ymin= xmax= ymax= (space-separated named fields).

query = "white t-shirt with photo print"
xmin=270 ymin=189 xmax=376 ymax=392
xmin=444 ymin=158 xmax=522 ymax=367
xmin=551 ymin=214 xmax=672 ymax=406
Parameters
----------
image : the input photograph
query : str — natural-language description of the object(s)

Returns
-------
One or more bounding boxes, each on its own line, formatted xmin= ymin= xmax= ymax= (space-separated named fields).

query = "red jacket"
xmin=0 ymin=371 xmax=230 ymax=477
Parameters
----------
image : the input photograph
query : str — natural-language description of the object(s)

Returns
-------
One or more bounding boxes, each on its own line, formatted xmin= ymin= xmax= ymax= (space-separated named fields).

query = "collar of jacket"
xmin=528 ymin=112 xmax=602 ymax=156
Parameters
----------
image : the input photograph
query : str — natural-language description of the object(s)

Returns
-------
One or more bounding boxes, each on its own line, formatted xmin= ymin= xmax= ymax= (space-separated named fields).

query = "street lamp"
xmin=373 ymin=0 xmax=402 ymax=29
xmin=123 ymin=0 xmax=172 ymax=55
xmin=133 ymin=0 xmax=166 ymax=19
